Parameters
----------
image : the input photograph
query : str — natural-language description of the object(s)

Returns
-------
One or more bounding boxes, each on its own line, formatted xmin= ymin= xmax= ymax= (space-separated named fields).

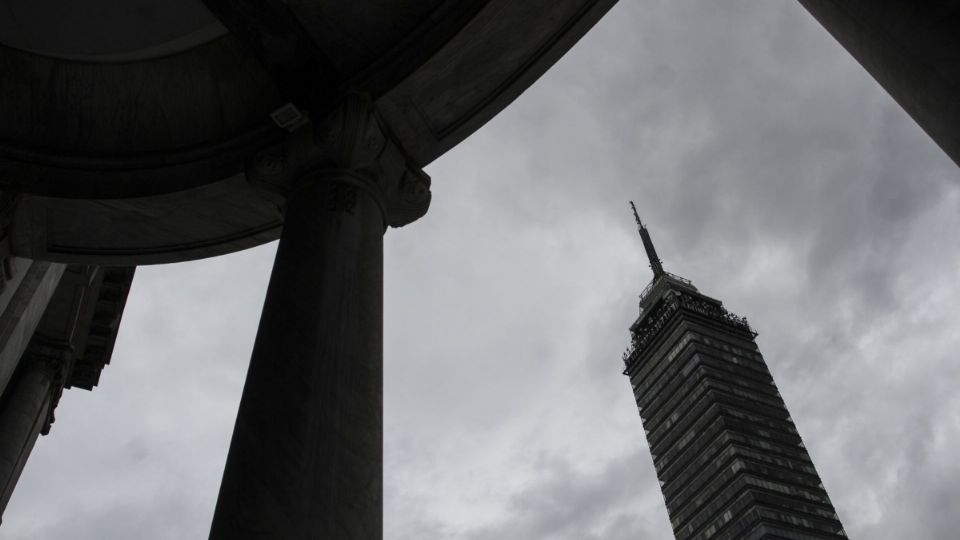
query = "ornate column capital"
xmin=249 ymin=94 xmax=431 ymax=229
xmin=22 ymin=341 xmax=73 ymax=436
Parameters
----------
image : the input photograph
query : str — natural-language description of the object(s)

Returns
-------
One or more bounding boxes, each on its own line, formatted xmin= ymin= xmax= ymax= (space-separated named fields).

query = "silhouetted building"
xmin=0 ymin=260 xmax=134 ymax=520
xmin=0 ymin=2 xmax=619 ymax=535
xmin=622 ymin=203 xmax=846 ymax=539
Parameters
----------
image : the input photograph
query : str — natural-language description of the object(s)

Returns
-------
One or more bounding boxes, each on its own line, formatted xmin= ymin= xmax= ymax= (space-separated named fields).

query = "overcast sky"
xmin=5 ymin=1 xmax=960 ymax=538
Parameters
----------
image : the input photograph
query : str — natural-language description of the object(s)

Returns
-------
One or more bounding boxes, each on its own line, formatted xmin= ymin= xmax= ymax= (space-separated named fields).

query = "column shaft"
xmin=0 ymin=362 xmax=55 ymax=519
xmin=0 ymin=260 xmax=65 ymax=396
xmin=210 ymin=174 xmax=384 ymax=539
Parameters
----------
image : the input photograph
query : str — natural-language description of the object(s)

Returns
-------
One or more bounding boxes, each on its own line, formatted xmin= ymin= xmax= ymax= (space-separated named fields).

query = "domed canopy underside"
xmin=0 ymin=0 xmax=228 ymax=62
xmin=0 ymin=0 xmax=617 ymax=264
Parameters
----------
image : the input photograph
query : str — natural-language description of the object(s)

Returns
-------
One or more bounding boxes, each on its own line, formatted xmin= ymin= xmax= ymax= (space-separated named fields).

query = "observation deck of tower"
xmin=623 ymin=203 xmax=847 ymax=539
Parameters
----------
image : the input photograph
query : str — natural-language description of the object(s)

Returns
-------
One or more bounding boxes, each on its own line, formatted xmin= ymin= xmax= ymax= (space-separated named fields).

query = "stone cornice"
xmin=248 ymin=94 xmax=431 ymax=229
xmin=67 ymin=266 xmax=135 ymax=391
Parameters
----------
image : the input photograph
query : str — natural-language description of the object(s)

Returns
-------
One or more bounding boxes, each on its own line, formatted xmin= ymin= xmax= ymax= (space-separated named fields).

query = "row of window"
xmin=651 ymin=391 xmax=739 ymax=474
xmin=692 ymin=349 xmax=776 ymax=390
xmin=627 ymin=300 xmax=684 ymax=368
xmin=634 ymin=333 xmax=779 ymax=420
xmin=752 ymin=488 xmax=842 ymax=524
xmin=742 ymin=460 xmax=831 ymax=498
xmin=745 ymin=475 xmax=830 ymax=506
xmin=652 ymin=385 xmax=810 ymax=482
xmin=686 ymin=477 xmax=843 ymax=540
xmin=659 ymin=426 xmax=818 ymax=507
xmin=629 ymin=324 xmax=694 ymax=389
xmin=644 ymin=376 xmax=799 ymax=452
xmin=664 ymin=441 xmax=743 ymax=506
xmin=694 ymin=336 xmax=769 ymax=377
xmin=655 ymin=411 xmax=728 ymax=482
xmin=754 ymin=506 xmax=846 ymax=536
xmin=699 ymin=334 xmax=760 ymax=359
xmin=670 ymin=458 xmax=830 ymax=539
xmin=669 ymin=459 xmax=755 ymax=534
xmin=739 ymin=522 xmax=847 ymax=540
xmin=633 ymin=335 xmax=702 ymax=406
xmin=721 ymin=405 xmax=798 ymax=439
xmin=665 ymin=430 xmax=809 ymax=517
xmin=723 ymin=413 xmax=806 ymax=451
xmin=646 ymin=372 xmax=795 ymax=453
xmin=674 ymin=477 xmax=757 ymax=538
xmin=641 ymin=347 xmax=783 ymax=439
xmin=633 ymin=339 xmax=702 ymax=413
xmin=708 ymin=508 xmax=845 ymax=540
xmin=658 ymin=427 xmax=742 ymax=489
xmin=661 ymin=424 xmax=820 ymax=509
xmin=646 ymin=369 xmax=721 ymax=444
xmin=631 ymin=324 xmax=768 ymax=403
xmin=733 ymin=444 xmax=818 ymax=478
xmin=629 ymin=313 xmax=760 ymax=387
xmin=639 ymin=345 xmax=779 ymax=433
xmin=704 ymin=378 xmax=785 ymax=415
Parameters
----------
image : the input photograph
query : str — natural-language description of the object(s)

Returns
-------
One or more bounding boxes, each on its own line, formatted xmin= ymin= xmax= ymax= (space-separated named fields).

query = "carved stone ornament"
xmin=24 ymin=343 xmax=73 ymax=435
xmin=248 ymin=93 xmax=431 ymax=229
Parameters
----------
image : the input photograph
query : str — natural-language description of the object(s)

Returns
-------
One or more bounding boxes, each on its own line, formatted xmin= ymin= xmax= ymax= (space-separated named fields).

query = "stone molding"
xmin=67 ymin=266 xmax=135 ymax=391
xmin=20 ymin=341 xmax=72 ymax=436
xmin=250 ymin=94 xmax=431 ymax=229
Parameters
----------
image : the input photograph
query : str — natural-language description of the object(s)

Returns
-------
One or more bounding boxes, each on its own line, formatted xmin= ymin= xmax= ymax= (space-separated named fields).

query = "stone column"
xmin=0 ymin=348 xmax=66 ymax=520
xmin=210 ymin=96 xmax=430 ymax=539
xmin=0 ymin=260 xmax=66 ymax=397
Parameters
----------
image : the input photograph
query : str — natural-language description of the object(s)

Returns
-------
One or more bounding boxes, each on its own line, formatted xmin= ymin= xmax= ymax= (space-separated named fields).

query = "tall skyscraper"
xmin=623 ymin=203 xmax=846 ymax=540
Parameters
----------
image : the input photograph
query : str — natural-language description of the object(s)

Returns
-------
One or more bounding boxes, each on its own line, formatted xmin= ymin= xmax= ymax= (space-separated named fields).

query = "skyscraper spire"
xmin=621 ymin=205 xmax=847 ymax=540
xmin=629 ymin=201 xmax=665 ymax=279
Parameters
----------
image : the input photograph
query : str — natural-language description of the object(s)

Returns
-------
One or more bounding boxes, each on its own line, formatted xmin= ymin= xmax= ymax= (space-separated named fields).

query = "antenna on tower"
xmin=630 ymin=201 xmax=666 ymax=279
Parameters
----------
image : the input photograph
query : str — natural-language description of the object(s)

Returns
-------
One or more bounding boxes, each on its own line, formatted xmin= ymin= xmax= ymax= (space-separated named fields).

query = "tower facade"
xmin=623 ymin=205 xmax=846 ymax=539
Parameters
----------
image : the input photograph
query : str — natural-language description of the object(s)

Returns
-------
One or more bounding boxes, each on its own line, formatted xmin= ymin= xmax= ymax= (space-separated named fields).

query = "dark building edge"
xmin=623 ymin=208 xmax=846 ymax=539
xmin=0 ymin=262 xmax=135 ymax=520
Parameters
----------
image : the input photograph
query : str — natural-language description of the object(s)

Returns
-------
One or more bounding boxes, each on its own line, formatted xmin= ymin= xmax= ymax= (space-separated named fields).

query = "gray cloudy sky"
xmin=5 ymin=1 xmax=960 ymax=538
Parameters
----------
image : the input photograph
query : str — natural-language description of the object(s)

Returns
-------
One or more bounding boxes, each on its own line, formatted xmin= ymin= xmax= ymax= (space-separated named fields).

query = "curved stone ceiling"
xmin=0 ymin=0 xmax=619 ymax=265
xmin=0 ymin=0 xmax=227 ymax=62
